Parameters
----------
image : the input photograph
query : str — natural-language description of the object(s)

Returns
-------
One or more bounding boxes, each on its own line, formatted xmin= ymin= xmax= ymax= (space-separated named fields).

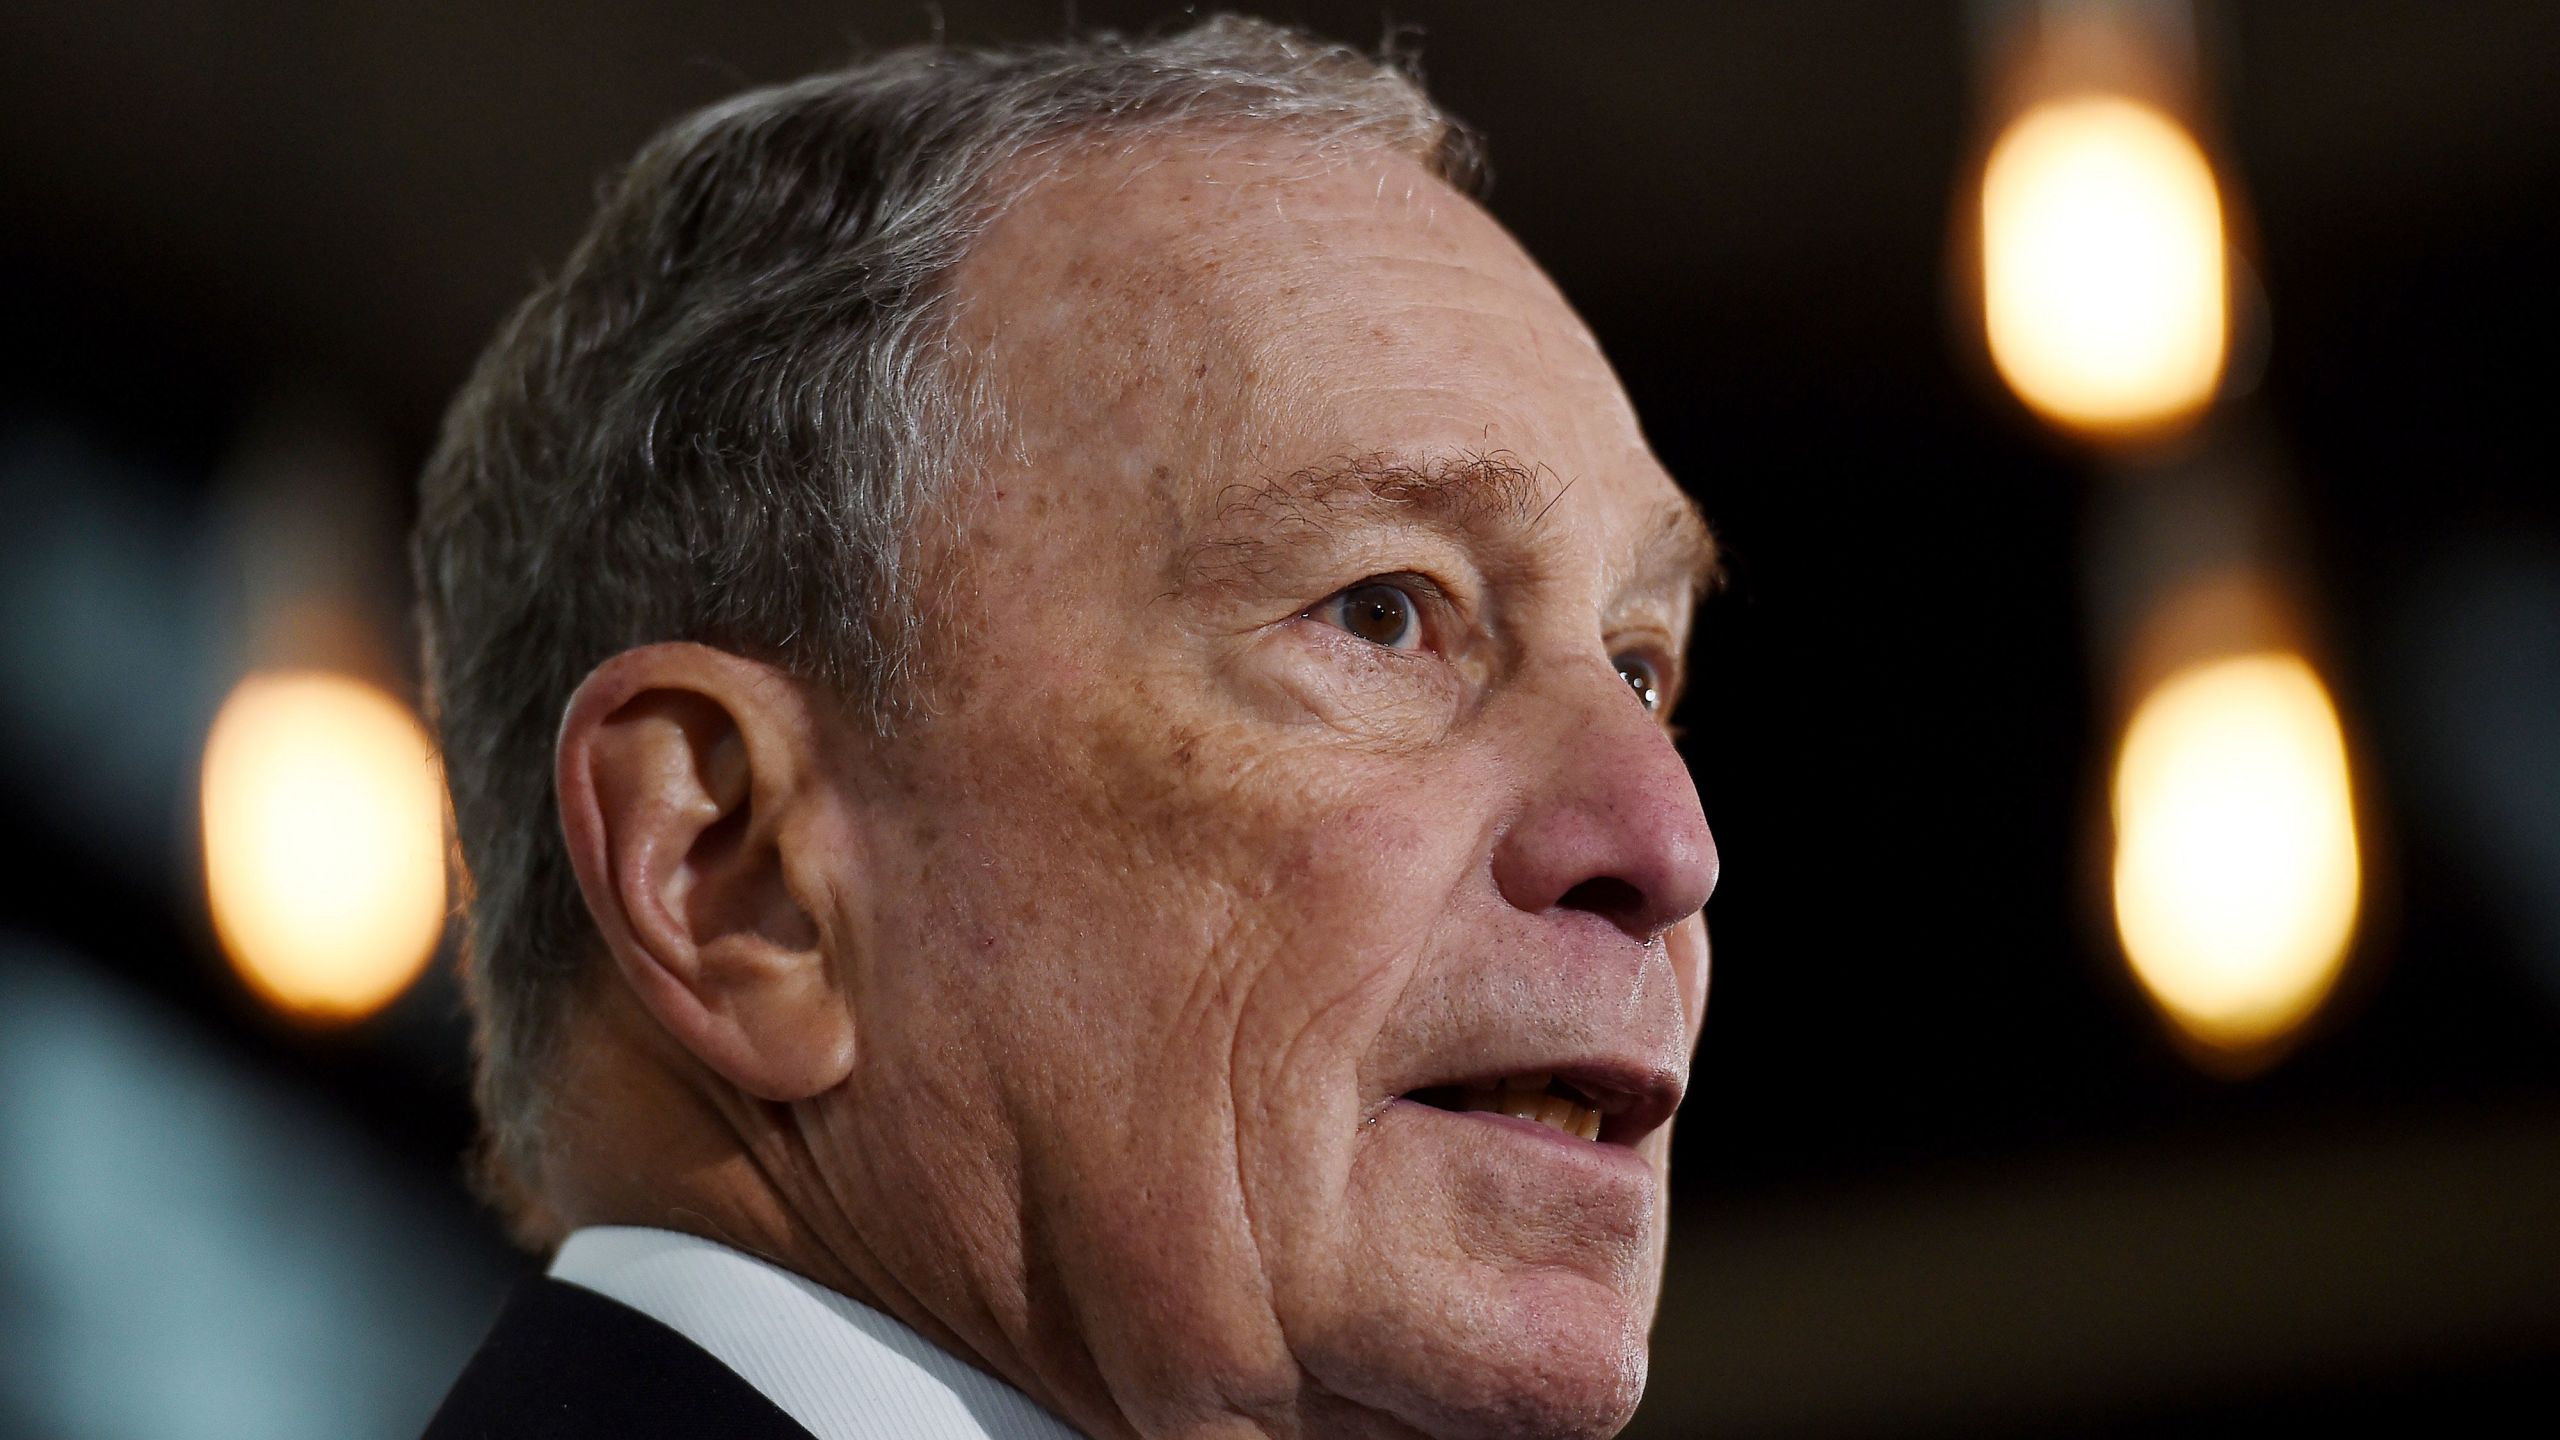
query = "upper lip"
xmin=1402 ymin=1057 xmax=1684 ymax=1149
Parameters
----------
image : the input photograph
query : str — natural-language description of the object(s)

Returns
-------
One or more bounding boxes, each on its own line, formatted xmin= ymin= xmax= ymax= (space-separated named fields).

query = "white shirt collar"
xmin=550 ymin=1225 xmax=1083 ymax=1440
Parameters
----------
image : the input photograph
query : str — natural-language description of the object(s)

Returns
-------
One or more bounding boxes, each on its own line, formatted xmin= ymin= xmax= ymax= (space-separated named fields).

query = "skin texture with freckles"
xmin=552 ymin=132 xmax=1718 ymax=1440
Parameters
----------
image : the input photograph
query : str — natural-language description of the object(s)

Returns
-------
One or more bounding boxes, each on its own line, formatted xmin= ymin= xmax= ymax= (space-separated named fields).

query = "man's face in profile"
xmin=822 ymin=139 xmax=1717 ymax=1438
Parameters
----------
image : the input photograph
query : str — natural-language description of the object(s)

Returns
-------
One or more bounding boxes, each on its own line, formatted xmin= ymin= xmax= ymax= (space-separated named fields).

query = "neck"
xmin=535 ymin=999 xmax=1371 ymax=1440
xmin=540 ymin=1001 xmax=1126 ymax=1431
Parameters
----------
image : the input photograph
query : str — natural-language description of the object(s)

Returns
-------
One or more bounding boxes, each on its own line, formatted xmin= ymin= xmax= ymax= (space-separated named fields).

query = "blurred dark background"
xmin=3 ymin=3 xmax=2555 ymax=1437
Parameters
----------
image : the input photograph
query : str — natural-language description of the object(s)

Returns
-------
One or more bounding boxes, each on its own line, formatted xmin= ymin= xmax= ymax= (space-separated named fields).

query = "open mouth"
xmin=1406 ymin=1073 xmax=1609 ymax=1143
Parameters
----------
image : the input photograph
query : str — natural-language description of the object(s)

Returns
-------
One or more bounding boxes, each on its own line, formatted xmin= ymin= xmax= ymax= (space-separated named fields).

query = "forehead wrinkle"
xmin=1175 ymin=450 xmax=1556 ymax=596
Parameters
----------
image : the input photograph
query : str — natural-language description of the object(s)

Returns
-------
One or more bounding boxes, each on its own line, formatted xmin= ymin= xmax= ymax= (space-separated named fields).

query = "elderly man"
xmin=418 ymin=16 xmax=1717 ymax=1440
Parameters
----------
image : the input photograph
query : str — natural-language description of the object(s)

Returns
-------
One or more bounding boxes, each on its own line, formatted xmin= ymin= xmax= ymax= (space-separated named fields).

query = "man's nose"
xmin=1490 ymin=662 xmax=1719 ymax=944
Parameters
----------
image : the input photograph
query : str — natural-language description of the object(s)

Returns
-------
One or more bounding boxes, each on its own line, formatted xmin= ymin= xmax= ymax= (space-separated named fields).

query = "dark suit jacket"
xmin=423 ymin=1276 xmax=818 ymax=1439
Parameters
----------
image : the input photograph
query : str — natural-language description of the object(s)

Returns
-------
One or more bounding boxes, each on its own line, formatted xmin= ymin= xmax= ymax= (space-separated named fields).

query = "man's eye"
xmin=1318 ymin=581 xmax=1424 ymax=651
xmin=1614 ymin=653 xmax=1664 ymax=713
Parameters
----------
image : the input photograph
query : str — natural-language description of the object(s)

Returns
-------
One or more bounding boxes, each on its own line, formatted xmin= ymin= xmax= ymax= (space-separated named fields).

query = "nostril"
xmin=1555 ymin=875 xmax=1648 ymax=931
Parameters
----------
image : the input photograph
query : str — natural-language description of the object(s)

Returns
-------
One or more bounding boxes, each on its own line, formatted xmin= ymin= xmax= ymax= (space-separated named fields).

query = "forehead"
xmin=947 ymin=132 xmax=1695 ymax=562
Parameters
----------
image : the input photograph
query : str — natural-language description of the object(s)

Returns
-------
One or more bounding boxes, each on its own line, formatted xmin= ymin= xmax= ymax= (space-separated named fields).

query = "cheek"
xmin=887 ymin=705 xmax=1474 ymax=1185
xmin=1062 ymin=720 xmax=1476 ymax=1214
xmin=983 ymin=727 xmax=1491 ymax=1395
xmin=1221 ymin=795 xmax=1457 ymax=1137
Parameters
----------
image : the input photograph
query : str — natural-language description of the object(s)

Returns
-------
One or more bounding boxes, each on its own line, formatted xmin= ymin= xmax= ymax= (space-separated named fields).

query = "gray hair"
xmin=411 ymin=14 xmax=1478 ymax=1237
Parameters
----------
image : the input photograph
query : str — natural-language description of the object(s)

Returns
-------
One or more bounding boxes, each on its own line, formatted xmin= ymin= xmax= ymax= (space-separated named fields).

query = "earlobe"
xmin=556 ymin=643 xmax=861 ymax=1104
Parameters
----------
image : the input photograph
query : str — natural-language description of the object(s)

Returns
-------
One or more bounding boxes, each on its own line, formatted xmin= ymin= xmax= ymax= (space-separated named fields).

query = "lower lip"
xmin=1382 ymin=1096 xmax=1655 ymax=1181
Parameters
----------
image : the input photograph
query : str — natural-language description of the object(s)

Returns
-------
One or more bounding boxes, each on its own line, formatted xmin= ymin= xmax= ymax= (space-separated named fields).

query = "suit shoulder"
xmin=423 ymin=1277 xmax=814 ymax=1440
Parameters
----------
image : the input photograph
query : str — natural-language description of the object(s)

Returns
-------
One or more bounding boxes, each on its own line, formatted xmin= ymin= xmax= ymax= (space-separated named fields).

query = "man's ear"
xmin=555 ymin=642 xmax=859 ymax=1103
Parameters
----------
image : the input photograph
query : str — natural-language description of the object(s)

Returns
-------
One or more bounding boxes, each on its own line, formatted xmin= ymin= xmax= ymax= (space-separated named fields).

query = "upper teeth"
xmin=1454 ymin=1072 xmax=1603 ymax=1142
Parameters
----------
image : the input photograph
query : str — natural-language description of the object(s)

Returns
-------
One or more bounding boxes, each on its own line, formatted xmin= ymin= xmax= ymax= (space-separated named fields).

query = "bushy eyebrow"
xmin=1175 ymin=449 xmax=1721 ymax=605
xmin=1626 ymin=495 xmax=1724 ymax=610
xmin=1176 ymin=450 xmax=1544 ymax=595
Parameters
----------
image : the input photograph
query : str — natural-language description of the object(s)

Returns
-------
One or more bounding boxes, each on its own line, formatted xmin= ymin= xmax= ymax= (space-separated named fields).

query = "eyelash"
xmin=1303 ymin=573 xmax=1684 ymax=720
xmin=1303 ymin=572 xmax=1450 ymax=653
xmin=1609 ymin=645 xmax=1677 ymax=717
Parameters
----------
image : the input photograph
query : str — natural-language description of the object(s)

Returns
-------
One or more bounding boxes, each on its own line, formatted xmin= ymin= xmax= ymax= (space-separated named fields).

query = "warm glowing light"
xmin=2112 ymin=653 xmax=2360 ymax=1055
xmin=1982 ymin=95 xmax=2228 ymax=436
xmin=202 ymin=671 xmax=446 ymax=1021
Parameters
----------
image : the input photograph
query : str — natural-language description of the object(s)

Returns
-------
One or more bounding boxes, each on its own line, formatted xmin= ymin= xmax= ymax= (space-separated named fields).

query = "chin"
xmin=1310 ymin=1265 xmax=1654 ymax=1440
